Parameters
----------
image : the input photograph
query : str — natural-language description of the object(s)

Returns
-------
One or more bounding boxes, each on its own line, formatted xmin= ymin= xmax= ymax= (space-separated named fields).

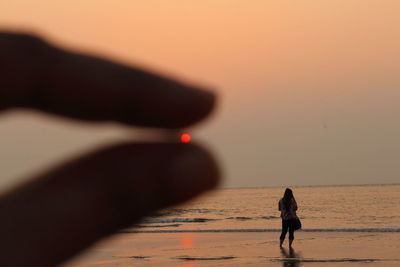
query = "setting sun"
xmin=180 ymin=133 xmax=191 ymax=143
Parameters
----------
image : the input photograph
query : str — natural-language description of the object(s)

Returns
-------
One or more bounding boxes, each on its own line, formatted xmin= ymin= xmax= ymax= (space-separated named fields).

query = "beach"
xmin=65 ymin=185 xmax=400 ymax=266
xmin=66 ymin=231 xmax=400 ymax=266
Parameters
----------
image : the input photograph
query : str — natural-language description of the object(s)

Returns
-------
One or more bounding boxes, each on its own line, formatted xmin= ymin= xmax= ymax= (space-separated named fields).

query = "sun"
xmin=180 ymin=132 xmax=191 ymax=143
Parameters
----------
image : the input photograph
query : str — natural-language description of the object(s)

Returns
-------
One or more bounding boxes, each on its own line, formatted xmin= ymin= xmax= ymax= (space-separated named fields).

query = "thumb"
xmin=0 ymin=142 xmax=219 ymax=267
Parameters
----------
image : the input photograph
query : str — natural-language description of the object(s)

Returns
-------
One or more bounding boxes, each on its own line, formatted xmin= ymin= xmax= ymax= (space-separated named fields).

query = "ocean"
xmin=127 ymin=184 xmax=400 ymax=233
xmin=68 ymin=184 xmax=400 ymax=266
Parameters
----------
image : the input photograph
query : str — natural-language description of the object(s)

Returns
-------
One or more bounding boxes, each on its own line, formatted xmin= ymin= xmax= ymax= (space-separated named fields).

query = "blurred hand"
xmin=0 ymin=32 xmax=219 ymax=267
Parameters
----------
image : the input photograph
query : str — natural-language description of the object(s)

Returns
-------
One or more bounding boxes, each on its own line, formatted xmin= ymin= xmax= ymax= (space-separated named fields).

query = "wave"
xmin=301 ymin=228 xmax=400 ymax=232
xmin=227 ymin=216 xmax=279 ymax=221
xmin=272 ymin=258 xmax=390 ymax=263
xmin=121 ymin=228 xmax=400 ymax=233
xmin=227 ymin=217 xmax=252 ymax=220
xmin=135 ymin=224 xmax=181 ymax=228
xmin=174 ymin=256 xmax=235 ymax=261
xmin=148 ymin=208 xmax=219 ymax=217
xmin=141 ymin=218 xmax=215 ymax=224
xmin=144 ymin=216 xmax=279 ymax=224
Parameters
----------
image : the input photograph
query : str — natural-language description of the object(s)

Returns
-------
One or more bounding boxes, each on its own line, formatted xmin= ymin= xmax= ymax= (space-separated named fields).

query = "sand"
xmin=65 ymin=232 xmax=400 ymax=266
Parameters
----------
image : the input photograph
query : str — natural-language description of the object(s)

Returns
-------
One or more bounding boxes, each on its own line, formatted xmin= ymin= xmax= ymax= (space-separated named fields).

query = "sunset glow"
xmin=181 ymin=233 xmax=194 ymax=248
xmin=1 ymin=1 xmax=400 ymax=188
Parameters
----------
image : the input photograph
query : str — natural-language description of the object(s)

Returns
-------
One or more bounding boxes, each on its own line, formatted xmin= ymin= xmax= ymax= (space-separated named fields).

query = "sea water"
xmin=126 ymin=184 xmax=400 ymax=233
xmin=68 ymin=184 xmax=400 ymax=266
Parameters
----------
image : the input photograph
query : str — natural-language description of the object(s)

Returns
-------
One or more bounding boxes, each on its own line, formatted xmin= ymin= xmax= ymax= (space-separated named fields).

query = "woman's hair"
xmin=282 ymin=188 xmax=295 ymax=210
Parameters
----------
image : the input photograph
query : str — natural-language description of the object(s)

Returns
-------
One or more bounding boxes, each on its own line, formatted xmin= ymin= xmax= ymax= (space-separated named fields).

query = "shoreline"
xmin=66 ymin=231 xmax=400 ymax=266
xmin=120 ymin=227 xmax=400 ymax=233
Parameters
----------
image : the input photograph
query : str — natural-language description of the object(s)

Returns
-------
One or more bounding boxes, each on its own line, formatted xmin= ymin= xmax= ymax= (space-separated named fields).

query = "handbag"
xmin=293 ymin=217 xmax=302 ymax=231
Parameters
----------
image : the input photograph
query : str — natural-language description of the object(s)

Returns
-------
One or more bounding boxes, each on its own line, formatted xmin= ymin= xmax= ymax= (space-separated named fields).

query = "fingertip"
xmin=123 ymin=81 xmax=218 ymax=128
xmin=167 ymin=143 xmax=220 ymax=203
xmin=0 ymin=32 xmax=218 ymax=128
xmin=80 ymin=142 xmax=220 ymax=213
xmin=0 ymin=141 xmax=220 ymax=266
xmin=170 ymin=85 xmax=217 ymax=128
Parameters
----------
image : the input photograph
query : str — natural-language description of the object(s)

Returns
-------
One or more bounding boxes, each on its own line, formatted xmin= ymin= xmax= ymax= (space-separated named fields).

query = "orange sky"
xmin=1 ymin=1 xmax=400 ymax=189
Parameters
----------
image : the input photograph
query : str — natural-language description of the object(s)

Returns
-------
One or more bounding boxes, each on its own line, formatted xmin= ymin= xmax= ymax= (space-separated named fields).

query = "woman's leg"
xmin=280 ymin=219 xmax=289 ymax=247
xmin=288 ymin=219 xmax=295 ymax=247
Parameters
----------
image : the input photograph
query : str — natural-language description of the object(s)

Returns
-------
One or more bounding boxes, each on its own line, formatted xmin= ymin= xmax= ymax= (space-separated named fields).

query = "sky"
xmin=1 ymin=1 xmax=400 ymax=189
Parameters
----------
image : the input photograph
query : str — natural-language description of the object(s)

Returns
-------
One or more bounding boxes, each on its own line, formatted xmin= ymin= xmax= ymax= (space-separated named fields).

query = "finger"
xmin=0 ymin=32 xmax=216 ymax=128
xmin=0 ymin=142 xmax=219 ymax=267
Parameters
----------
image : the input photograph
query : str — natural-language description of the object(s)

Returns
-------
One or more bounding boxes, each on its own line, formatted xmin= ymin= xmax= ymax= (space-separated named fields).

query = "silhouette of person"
xmin=279 ymin=188 xmax=298 ymax=248
xmin=0 ymin=32 xmax=219 ymax=266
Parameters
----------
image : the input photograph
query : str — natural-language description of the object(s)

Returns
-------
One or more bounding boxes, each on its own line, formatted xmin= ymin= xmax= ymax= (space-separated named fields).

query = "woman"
xmin=278 ymin=188 xmax=298 ymax=248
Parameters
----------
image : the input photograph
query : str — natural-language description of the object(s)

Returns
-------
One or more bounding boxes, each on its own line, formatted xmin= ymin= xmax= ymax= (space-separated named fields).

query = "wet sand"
xmin=65 ymin=232 xmax=400 ymax=266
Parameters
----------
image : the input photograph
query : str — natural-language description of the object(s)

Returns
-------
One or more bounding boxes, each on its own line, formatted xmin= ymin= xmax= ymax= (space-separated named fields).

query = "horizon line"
xmin=219 ymin=182 xmax=400 ymax=190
